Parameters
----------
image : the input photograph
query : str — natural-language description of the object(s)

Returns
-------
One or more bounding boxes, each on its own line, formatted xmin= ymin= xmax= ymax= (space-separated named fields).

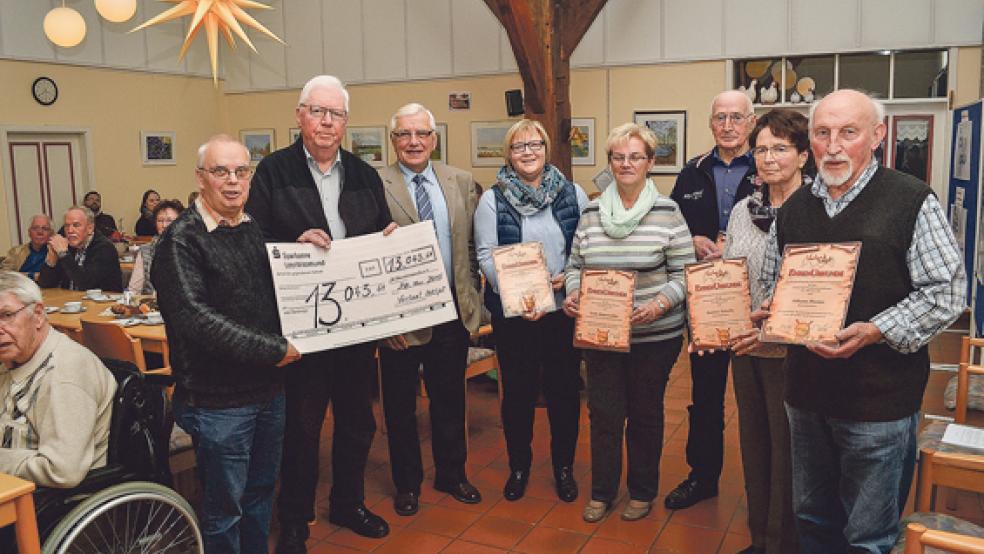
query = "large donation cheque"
xmin=266 ymin=222 xmax=457 ymax=353
xmin=761 ymin=242 xmax=861 ymax=345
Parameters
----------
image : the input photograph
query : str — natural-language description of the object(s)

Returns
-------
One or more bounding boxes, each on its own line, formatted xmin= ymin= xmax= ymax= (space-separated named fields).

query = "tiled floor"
xmin=243 ymin=335 xmax=984 ymax=553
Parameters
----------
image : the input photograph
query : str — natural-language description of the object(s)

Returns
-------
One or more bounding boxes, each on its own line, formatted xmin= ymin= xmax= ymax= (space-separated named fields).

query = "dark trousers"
xmin=585 ymin=336 xmax=681 ymax=503
xmin=685 ymin=349 xmax=729 ymax=483
xmin=277 ymin=344 xmax=377 ymax=524
xmin=379 ymin=320 xmax=470 ymax=492
xmin=493 ymin=310 xmax=581 ymax=473
xmin=731 ymin=355 xmax=799 ymax=554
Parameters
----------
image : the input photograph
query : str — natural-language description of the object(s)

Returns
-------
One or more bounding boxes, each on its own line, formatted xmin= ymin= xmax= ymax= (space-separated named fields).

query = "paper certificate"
xmin=685 ymin=258 xmax=753 ymax=349
xmin=762 ymin=242 xmax=861 ymax=345
xmin=573 ymin=269 xmax=636 ymax=352
xmin=266 ymin=222 xmax=457 ymax=353
xmin=492 ymin=242 xmax=556 ymax=317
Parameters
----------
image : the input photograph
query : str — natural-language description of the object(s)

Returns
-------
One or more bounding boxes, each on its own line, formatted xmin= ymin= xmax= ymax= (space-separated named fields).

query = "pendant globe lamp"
xmin=43 ymin=2 xmax=87 ymax=48
xmin=95 ymin=0 xmax=137 ymax=23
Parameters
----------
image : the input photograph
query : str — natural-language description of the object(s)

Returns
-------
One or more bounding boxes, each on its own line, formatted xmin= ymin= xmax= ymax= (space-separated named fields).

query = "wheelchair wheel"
xmin=42 ymin=481 xmax=203 ymax=554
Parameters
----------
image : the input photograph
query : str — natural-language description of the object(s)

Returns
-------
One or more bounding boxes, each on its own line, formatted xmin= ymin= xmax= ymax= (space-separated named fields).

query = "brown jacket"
xmin=378 ymin=162 xmax=482 ymax=345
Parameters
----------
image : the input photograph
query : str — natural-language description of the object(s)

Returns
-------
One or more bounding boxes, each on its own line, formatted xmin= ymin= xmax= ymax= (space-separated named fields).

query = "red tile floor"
xmin=212 ymin=328 xmax=984 ymax=554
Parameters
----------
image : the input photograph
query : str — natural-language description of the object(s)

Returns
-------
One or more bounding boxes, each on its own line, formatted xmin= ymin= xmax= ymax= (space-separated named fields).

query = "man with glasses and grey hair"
xmin=38 ymin=206 xmax=123 ymax=292
xmin=0 ymin=271 xmax=115 ymax=488
xmin=377 ymin=102 xmax=483 ymax=517
xmin=666 ymin=90 xmax=758 ymax=511
xmin=2 ymin=214 xmax=53 ymax=279
xmin=246 ymin=75 xmax=395 ymax=550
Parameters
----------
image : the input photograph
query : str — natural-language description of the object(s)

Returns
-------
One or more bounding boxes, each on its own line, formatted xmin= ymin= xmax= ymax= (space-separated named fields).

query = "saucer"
xmin=88 ymin=295 xmax=112 ymax=302
xmin=61 ymin=306 xmax=86 ymax=314
xmin=45 ymin=306 xmax=60 ymax=314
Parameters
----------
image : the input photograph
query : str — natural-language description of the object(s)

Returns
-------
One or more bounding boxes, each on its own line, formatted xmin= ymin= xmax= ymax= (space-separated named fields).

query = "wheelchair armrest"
xmin=34 ymin=464 xmax=130 ymax=501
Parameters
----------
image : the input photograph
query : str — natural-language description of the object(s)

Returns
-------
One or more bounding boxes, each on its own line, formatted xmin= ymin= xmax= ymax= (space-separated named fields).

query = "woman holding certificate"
xmin=563 ymin=123 xmax=695 ymax=523
xmin=724 ymin=109 xmax=813 ymax=554
xmin=474 ymin=119 xmax=589 ymax=503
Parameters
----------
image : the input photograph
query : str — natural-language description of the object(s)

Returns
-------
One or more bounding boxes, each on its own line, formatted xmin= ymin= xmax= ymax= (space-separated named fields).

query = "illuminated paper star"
xmin=131 ymin=0 xmax=285 ymax=85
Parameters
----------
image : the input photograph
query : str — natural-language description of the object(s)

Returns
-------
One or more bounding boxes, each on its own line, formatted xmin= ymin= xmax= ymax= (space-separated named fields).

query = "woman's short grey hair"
xmin=0 ymin=271 xmax=43 ymax=306
xmin=298 ymin=75 xmax=350 ymax=112
xmin=389 ymin=103 xmax=436 ymax=131
xmin=66 ymin=206 xmax=95 ymax=225
xmin=606 ymin=122 xmax=658 ymax=159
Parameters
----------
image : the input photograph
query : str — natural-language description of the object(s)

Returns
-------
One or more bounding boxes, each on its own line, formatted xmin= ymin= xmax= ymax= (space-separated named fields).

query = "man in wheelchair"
xmin=0 ymin=271 xmax=115 ymax=488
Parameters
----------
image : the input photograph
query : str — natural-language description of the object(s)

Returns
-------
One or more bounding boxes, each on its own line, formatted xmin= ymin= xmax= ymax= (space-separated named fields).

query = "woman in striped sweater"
xmin=563 ymin=123 xmax=696 ymax=523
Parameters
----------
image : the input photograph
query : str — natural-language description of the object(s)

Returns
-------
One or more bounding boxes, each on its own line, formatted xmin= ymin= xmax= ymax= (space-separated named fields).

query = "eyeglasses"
xmin=509 ymin=140 xmax=546 ymax=153
xmin=752 ymin=144 xmax=794 ymax=158
xmin=391 ymin=129 xmax=434 ymax=142
xmin=29 ymin=226 xmax=51 ymax=232
xmin=300 ymin=103 xmax=349 ymax=122
xmin=199 ymin=166 xmax=254 ymax=180
xmin=711 ymin=112 xmax=752 ymax=126
xmin=0 ymin=303 xmax=33 ymax=327
xmin=609 ymin=153 xmax=651 ymax=164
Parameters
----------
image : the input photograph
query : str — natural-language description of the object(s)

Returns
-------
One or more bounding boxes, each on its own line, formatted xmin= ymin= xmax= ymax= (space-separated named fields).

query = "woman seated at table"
xmin=134 ymin=189 xmax=161 ymax=236
xmin=128 ymin=199 xmax=183 ymax=295
xmin=563 ymin=122 xmax=695 ymax=523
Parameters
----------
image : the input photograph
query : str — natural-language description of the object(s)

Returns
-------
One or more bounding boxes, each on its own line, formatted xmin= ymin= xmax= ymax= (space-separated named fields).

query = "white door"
xmin=5 ymin=132 xmax=89 ymax=244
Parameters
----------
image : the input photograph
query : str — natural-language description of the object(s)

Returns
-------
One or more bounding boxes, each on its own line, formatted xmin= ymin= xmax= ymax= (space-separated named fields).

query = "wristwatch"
xmin=654 ymin=296 xmax=669 ymax=314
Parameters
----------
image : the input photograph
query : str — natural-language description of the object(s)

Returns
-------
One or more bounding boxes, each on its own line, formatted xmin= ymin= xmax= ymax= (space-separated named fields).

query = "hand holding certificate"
xmin=266 ymin=222 xmax=457 ymax=353
xmin=492 ymin=242 xmax=556 ymax=317
xmin=685 ymin=258 xmax=753 ymax=349
xmin=573 ymin=269 xmax=636 ymax=352
xmin=762 ymin=242 xmax=861 ymax=345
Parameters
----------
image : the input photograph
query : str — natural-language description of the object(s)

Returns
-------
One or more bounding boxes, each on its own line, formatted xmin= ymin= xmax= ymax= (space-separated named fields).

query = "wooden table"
xmin=0 ymin=473 xmax=41 ymax=554
xmin=41 ymin=289 xmax=168 ymax=362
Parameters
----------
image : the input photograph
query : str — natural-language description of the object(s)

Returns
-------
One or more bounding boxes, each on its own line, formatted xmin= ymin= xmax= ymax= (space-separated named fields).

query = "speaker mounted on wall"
xmin=505 ymin=89 xmax=524 ymax=116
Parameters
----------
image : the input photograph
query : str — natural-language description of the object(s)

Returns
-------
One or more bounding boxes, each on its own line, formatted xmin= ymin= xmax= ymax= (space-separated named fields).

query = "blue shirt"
xmin=399 ymin=162 xmax=454 ymax=286
xmin=711 ymin=148 xmax=753 ymax=231
xmin=19 ymin=245 xmax=47 ymax=278
xmin=303 ymin=145 xmax=346 ymax=239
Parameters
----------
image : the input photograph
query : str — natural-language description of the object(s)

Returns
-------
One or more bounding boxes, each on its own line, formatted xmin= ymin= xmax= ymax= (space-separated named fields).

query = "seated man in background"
xmin=82 ymin=191 xmax=118 ymax=238
xmin=1 ymin=215 xmax=53 ymax=279
xmin=38 ymin=206 xmax=123 ymax=292
xmin=0 ymin=271 xmax=116 ymax=488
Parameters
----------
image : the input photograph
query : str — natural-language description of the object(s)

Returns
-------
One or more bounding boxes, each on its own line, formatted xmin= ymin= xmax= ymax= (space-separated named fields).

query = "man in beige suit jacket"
xmin=378 ymin=103 xmax=483 ymax=516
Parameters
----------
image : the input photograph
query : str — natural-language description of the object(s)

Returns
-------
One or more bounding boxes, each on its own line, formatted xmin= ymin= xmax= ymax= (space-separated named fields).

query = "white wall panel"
xmin=54 ymin=0 xmax=103 ymax=66
xmin=143 ymin=8 xmax=186 ymax=73
xmin=184 ymin=26 xmax=215 ymax=78
xmin=934 ymin=0 xmax=984 ymax=45
xmin=102 ymin=0 xmax=146 ymax=70
xmin=499 ymin=28 xmax=518 ymax=72
xmin=322 ymin=0 xmax=365 ymax=84
xmin=407 ymin=0 xmax=452 ymax=79
xmin=604 ymin=0 xmax=661 ymax=64
xmin=247 ymin=0 xmax=287 ymax=90
xmin=570 ymin=11 xmax=604 ymax=67
xmin=1 ymin=0 xmax=57 ymax=61
xmin=725 ymin=0 xmax=786 ymax=57
xmin=452 ymin=0 xmax=500 ymax=74
xmin=664 ymin=0 xmax=722 ymax=60
xmin=363 ymin=0 xmax=406 ymax=82
xmin=284 ymin=0 xmax=325 ymax=88
xmin=222 ymin=41 xmax=252 ymax=92
xmin=790 ymin=0 xmax=858 ymax=54
xmin=861 ymin=0 xmax=932 ymax=48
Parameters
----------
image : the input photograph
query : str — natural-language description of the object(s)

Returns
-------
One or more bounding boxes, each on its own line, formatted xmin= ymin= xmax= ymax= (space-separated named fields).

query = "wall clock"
xmin=32 ymin=77 xmax=58 ymax=106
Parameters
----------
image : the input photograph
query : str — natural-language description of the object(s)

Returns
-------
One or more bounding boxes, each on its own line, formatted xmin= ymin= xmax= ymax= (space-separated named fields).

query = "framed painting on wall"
xmin=346 ymin=126 xmax=387 ymax=168
xmin=633 ymin=111 xmax=687 ymax=174
xmin=892 ymin=115 xmax=933 ymax=183
xmin=288 ymin=127 xmax=301 ymax=144
xmin=140 ymin=131 xmax=176 ymax=166
xmin=471 ymin=121 xmax=513 ymax=167
xmin=240 ymin=129 xmax=275 ymax=164
xmin=571 ymin=118 xmax=595 ymax=166
xmin=430 ymin=123 xmax=448 ymax=164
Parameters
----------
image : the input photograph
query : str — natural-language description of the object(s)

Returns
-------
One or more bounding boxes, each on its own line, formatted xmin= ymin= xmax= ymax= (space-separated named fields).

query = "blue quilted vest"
xmin=485 ymin=181 xmax=581 ymax=317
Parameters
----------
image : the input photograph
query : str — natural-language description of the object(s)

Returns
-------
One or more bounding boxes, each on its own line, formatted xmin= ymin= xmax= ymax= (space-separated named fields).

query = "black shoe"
xmin=434 ymin=479 xmax=482 ymax=504
xmin=393 ymin=491 xmax=419 ymax=516
xmin=736 ymin=546 xmax=764 ymax=554
xmin=275 ymin=521 xmax=309 ymax=554
xmin=554 ymin=466 xmax=578 ymax=503
xmin=328 ymin=504 xmax=390 ymax=538
xmin=663 ymin=478 xmax=718 ymax=510
xmin=503 ymin=470 xmax=529 ymax=501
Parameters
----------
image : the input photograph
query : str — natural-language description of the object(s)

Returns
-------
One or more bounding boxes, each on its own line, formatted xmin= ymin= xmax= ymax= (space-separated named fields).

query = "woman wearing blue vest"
xmin=474 ymin=119 xmax=589 ymax=503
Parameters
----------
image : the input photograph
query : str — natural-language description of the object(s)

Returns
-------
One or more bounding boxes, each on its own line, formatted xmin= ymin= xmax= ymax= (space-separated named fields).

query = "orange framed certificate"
xmin=685 ymin=258 xmax=753 ymax=349
xmin=762 ymin=242 xmax=861 ymax=345
xmin=492 ymin=242 xmax=556 ymax=317
xmin=573 ymin=269 xmax=636 ymax=352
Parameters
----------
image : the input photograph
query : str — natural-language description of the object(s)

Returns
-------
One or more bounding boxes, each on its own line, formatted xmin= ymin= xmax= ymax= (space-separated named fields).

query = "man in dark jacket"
xmin=153 ymin=135 xmax=301 ymax=553
xmin=666 ymin=90 xmax=756 ymax=510
xmin=38 ymin=206 xmax=123 ymax=292
xmin=246 ymin=75 xmax=395 ymax=551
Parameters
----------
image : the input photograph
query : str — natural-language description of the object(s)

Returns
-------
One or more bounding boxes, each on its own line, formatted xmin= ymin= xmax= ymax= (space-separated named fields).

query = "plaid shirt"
xmin=761 ymin=161 xmax=966 ymax=353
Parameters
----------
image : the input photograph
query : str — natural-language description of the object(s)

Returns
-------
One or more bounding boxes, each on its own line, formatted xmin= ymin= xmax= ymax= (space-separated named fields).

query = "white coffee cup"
xmin=145 ymin=311 xmax=163 ymax=325
xmin=63 ymin=301 xmax=82 ymax=313
xmin=85 ymin=289 xmax=102 ymax=299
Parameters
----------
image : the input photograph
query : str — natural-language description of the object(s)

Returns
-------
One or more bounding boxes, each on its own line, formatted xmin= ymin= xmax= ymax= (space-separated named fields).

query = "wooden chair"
xmin=81 ymin=320 xmax=151 ymax=372
xmin=916 ymin=336 xmax=984 ymax=511
xmin=902 ymin=522 xmax=984 ymax=553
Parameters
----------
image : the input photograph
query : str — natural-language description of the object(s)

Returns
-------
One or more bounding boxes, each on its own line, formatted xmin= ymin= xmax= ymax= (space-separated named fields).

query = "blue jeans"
xmin=174 ymin=392 xmax=286 ymax=554
xmin=785 ymin=403 xmax=917 ymax=554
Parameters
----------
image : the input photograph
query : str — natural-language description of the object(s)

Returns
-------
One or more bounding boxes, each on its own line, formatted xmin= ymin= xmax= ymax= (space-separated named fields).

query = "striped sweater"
xmin=564 ymin=196 xmax=696 ymax=343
